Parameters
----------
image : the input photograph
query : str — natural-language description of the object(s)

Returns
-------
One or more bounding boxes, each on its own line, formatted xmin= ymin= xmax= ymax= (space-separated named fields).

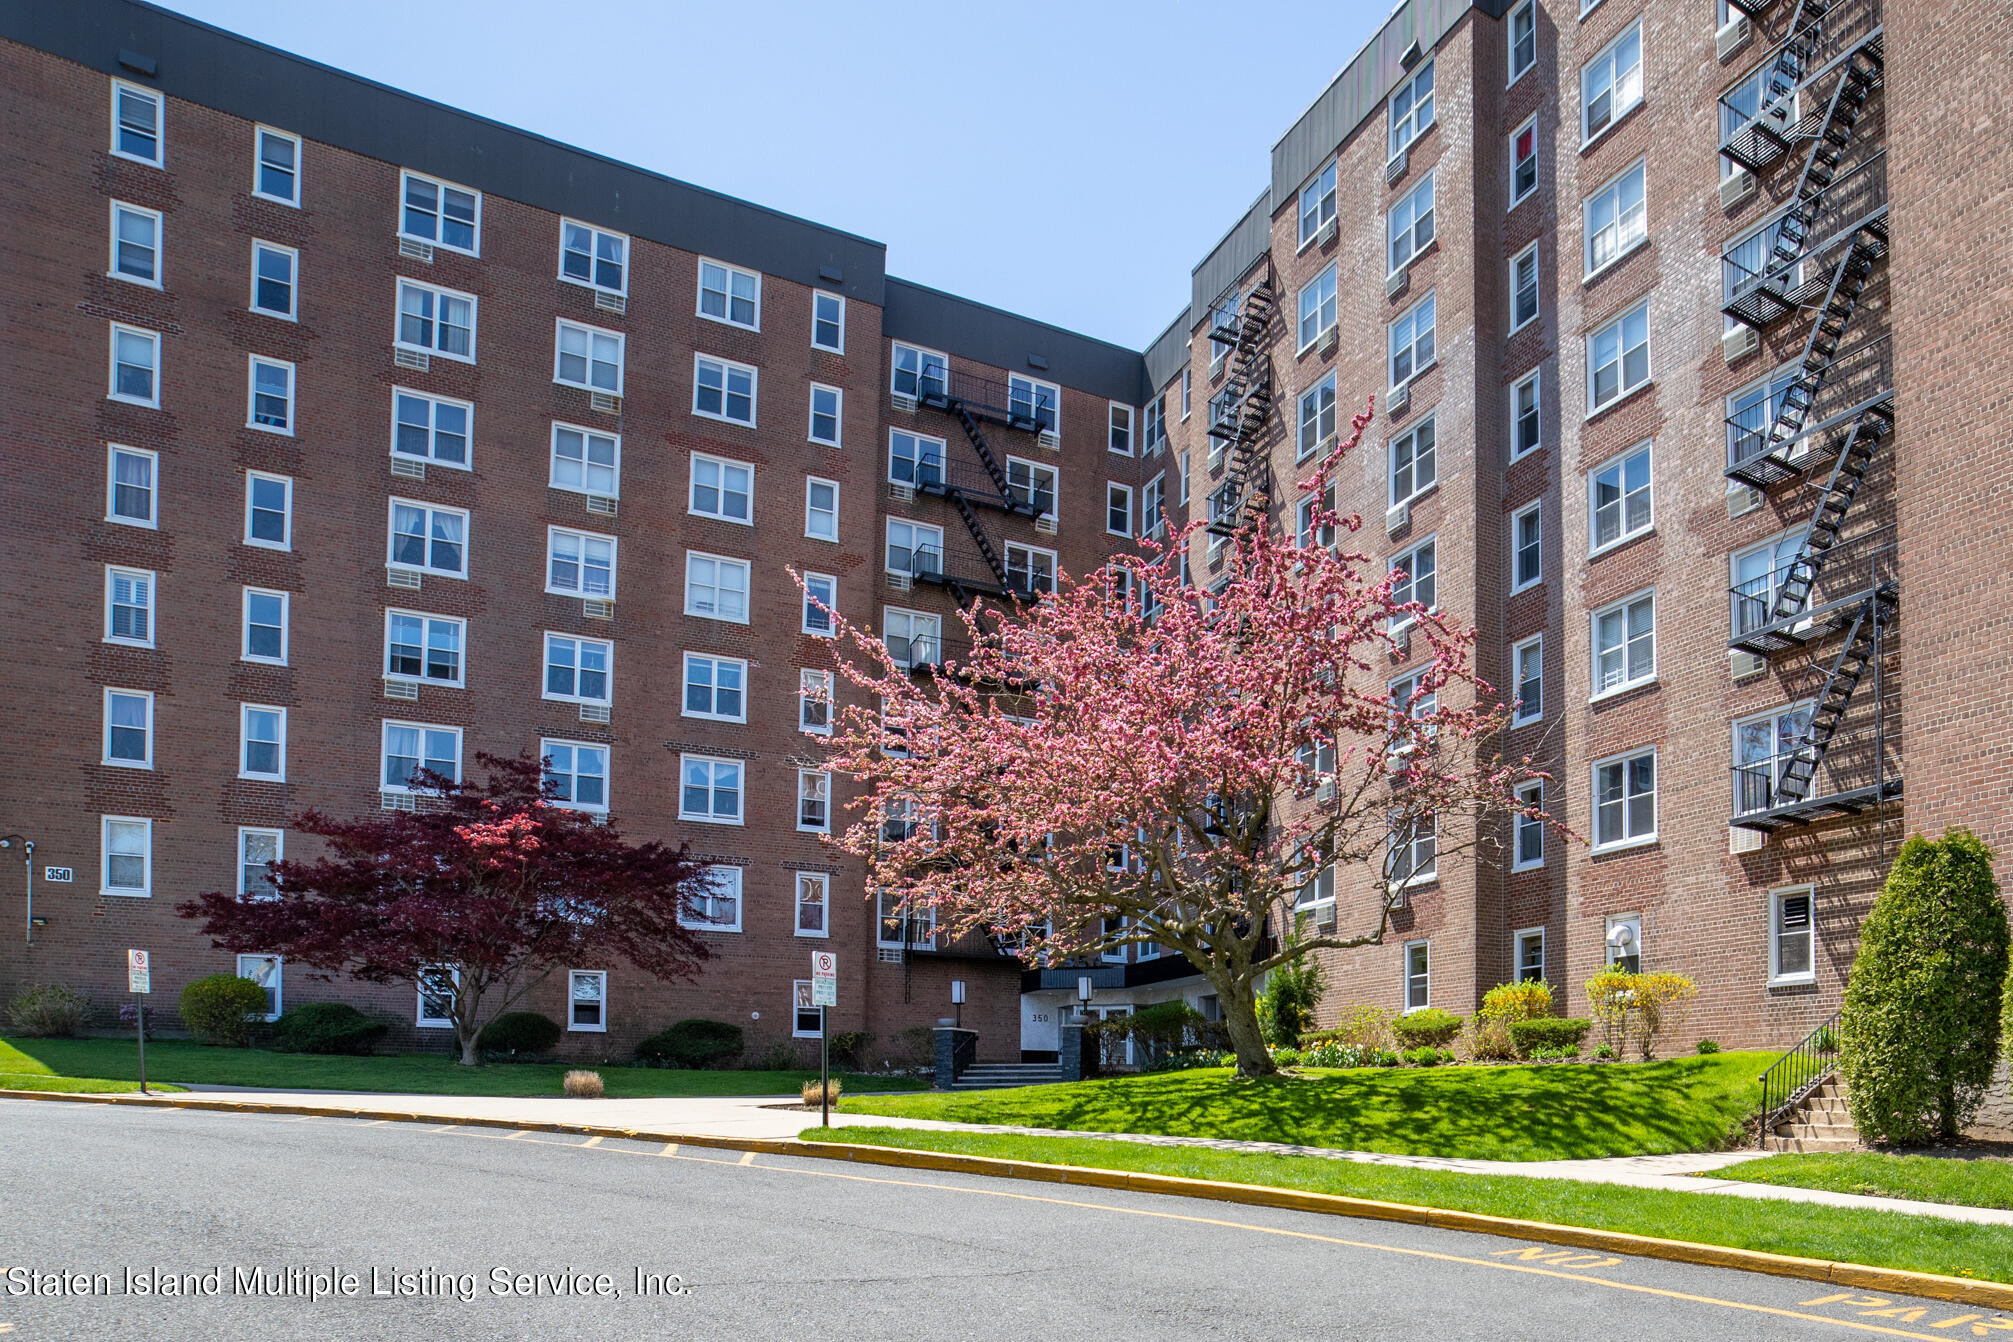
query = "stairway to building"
xmin=1764 ymin=1076 xmax=1861 ymax=1152
xmin=951 ymin=1062 xmax=1064 ymax=1090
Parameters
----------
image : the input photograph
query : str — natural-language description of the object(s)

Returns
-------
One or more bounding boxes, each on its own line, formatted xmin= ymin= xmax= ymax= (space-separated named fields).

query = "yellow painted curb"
xmin=8 ymin=1088 xmax=2010 ymax=1310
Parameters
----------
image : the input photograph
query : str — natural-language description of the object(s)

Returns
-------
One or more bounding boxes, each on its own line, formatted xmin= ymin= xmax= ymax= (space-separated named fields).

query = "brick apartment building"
xmin=0 ymin=0 xmax=2002 ymax=1062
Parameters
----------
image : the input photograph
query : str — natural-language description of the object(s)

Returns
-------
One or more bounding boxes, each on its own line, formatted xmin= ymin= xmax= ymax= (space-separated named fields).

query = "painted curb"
xmin=9 ymin=1088 xmax=2010 ymax=1310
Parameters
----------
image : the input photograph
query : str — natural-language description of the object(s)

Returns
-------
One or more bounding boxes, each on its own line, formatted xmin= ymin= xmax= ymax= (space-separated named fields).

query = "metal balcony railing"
xmin=914 ymin=367 xmax=1056 ymax=437
xmin=1718 ymin=0 xmax=1883 ymax=173
xmin=1730 ymin=526 xmax=1894 ymax=654
xmin=1725 ymin=334 xmax=1891 ymax=481
xmin=892 ymin=453 xmax=1049 ymax=518
xmin=1722 ymin=155 xmax=1887 ymax=331
xmin=901 ymin=540 xmax=1052 ymax=602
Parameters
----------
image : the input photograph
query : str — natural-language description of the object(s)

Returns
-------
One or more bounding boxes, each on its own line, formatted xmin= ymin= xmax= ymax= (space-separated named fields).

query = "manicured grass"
xmin=803 ymin=1127 xmax=2013 ymax=1284
xmin=842 ymin=1054 xmax=1774 ymax=1161
xmin=0 ymin=1037 xmax=924 ymax=1099
xmin=1714 ymin=1151 xmax=2013 ymax=1211
xmin=0 ymin=1072 xmax=184 ymax=1094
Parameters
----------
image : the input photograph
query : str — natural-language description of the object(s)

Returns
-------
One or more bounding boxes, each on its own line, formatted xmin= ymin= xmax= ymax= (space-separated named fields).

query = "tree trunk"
xmin=1218 ymin=975 xmax=1276 ymax=1079
xmin=458 ymin=1030 xmax=479 ymax=1066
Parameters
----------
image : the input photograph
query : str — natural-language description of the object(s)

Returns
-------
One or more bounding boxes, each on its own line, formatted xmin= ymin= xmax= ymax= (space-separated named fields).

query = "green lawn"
xmin=842 ymin=1054 xmax=1773 ymax=1161
xmin=0 ymin=1037 xmax=924 ymax=1099
xmin=804 ymin=1127 xmax=2013 ymax=1284
xmin=1714 ymin=1151 xmax=2013 ymax=1211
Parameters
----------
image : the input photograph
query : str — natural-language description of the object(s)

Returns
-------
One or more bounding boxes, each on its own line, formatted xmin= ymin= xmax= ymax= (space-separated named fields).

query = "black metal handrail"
xmin=1724 ymin=334 xmax=1890 ymax=475
xmin=894 ymin=453 xmax=1050 ymax=516
xmin=1757 ymin=1009 xmax=1843 ymax=1145
xmin=1722 ymin=156 xmax=1886 ymax=319
xmin=1718 ymin=0 xmax=1882 ymax=170
xmin=915 ymin=366 xmax=1056 ymax=436
xmin=1729 ymin=526 xmax=1894 ymax=642
xmin=905 ymin=540 xmax=1053 ymax=601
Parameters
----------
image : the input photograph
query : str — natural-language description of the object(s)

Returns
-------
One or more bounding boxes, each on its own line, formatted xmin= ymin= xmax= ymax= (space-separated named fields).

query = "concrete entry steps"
xmin=1766 ymin=1077 xmax=1861 ymax=1153
xmin=952 ymin=1063 xmax=1064 ymax=1090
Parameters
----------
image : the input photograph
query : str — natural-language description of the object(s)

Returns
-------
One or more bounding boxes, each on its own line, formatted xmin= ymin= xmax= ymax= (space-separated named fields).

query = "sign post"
xmin=127 ymin=950 xmax=151 ymax=1095
xmin=811 ymin=952 xmax=837 ymax=1128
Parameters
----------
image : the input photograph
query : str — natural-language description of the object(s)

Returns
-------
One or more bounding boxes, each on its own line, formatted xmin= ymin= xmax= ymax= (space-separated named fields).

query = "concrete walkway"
xmin=168 ymin=1085 xmax=2013 ymax=1226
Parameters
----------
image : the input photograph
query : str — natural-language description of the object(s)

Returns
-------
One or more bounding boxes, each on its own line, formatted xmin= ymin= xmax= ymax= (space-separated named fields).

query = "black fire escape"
xmin=1719 ymin=0 xmax=1896 ymax=836
xmin=1203 ymin=259 xmax=1278 ymax=541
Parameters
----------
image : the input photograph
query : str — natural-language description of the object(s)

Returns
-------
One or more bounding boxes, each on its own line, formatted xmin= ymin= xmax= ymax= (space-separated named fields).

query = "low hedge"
xmin=477 ymin=1011 xmax=561 ymax=1058
xmin=178 ymin=973 xmax=271 ymax=1047
xmin=1509 ymin=1016 xmax=1592 ymax=1058
xmin=269 ymin=1002 xmax=389 ymax=1056
xmin=1391 ymin=1008 xmax=1464 ymax=1048
xmin=636 ymin=1018 xmax=743 ymax=1069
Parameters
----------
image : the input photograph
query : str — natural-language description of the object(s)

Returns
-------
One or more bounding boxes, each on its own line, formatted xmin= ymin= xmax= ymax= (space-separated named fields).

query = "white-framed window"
xmin=891 ymin=342 xmax=948 ymax=399
xmin=1389 ymin=172 xmax=1436 ymax=275
xmin=103 ymin=688 xmax=153 ymax=768
xmin=417 ymin=966 xmax=458 ymax=1027
xmin=1510 ymin=244 xmax=1539 ymax=332
xmin=1142 ymin=474 xmax=1166 ymax=539
xmin=889 ymin=429 xmax=946 ymax=488
xmin=1735 ymin=702 xmax=1814 ymax=817
xmin=797 ymin=770 xmax=831 ymax=835
xmin=251 ymin=240 xmax=297 ymax=319
xmin=1389 ymin=416 xmax=1437 ymax=506
xmin=109 ymin=201 xmax=161 ymax=286
xmin=878 ymin=886 xmax=937 ymax=949
xmin=399 ymin=170 xmax=479 ymax=254
xmin=542 ymin=739 xmax=608 ymax=812
xmin=1009 ymin=375 xmax=1060 ymax=438
xmin=1178 ymin=449 xmax=1191 ymax=504
xmin=883 ymin=607 xmax=941 ymax=669
xmin=1769 ymin=886 xmax=1816 ymax=985
xmin=246 ymin=471 xmax=293 ymax=551
xmin=109 ymin=323 xmax=159 ymax=406
xmin=1298 ymin=159 xmax=1338 ymax=248
xmin=1582 ymin=23 xmax=1643 ymax=144
xmin=1297 ymin=482 xmax=1337 ymax=550
xmin=694 ymin=354 xmax=756 ymax=425
xmin=253 ymin=126 xmax=300 ymax=205
xmin=690 ymin=453 xmax=754 ymax=524
xmin=1143 ymin=395 xmax=1168 ymax=455
xmin=685 ymin=552 xmax=750 ymax=623
xmin=543 ymin=633 xmax=612 ymax=706
xmin=1731 ymin=529 xmax=1804 ymax=638
xmin=1721 ymin=59 xmax=1799 ymax=181
xmin=1726 ymin=361 xmax=1801 ymax=459
xmin=393 ymin=389 xmax=472 ymax=468
xmin=1510 ymin=117 xmax=1538 ymax=208
xmin=243 ymin=587 xmax=288 ymax=664
xmin=554 ymin=319 xmax=623 ymax=393
xmin=1514 ymin=927 xmax=1545 ymax=982
xmin=387 ymin=498 xmax=469 ymax=577
xmin=1389 ymin=292 xmax=1436 ymax=389
xmin=1403 ymin=939 xmax=1430 ymax=1011
xmin=1297 ymin=858 xmax=1336 ymax=916
xmin=802 ymin=572 xmax=837 ymax=636
xmin=794 ymin=871 xmax=830 ymax=937
xmin=1298 ymin=373 xmax=1337 ymax=461
xmin=1592 ymin=588 xmax=1656 ymax=696
xmin=805 ymin=477 xmax=840 ymax=542
xmin=1006 ymin=456 xmax=1057 ymax=515
xmin=1389 ymin=537 xmax=1437 ymax=628
xmin=793 ymin=981 xmax=822 ymax=1037
xmin=812 ymin=291 xmax=845 ymax=352
xmin=1510 ymin=370 xmax=1541 ymax=459
xmin=1587 ymin=302 xmax=1650 ymax=412
xmin=238 ymin=827 xmax=283 ymax=899
xmin=1585 ymin=160 xmax=1647 ymax=276
xmin=1589 ymin=441 xmax=1652 ymax=552
xmin=1606 ymin=913 xmax=1643 ymax=972
xmin=808 ymin=383 xmax=843 ymax=446
xmin=1296 ymin=264 xmax=1338 ymax=352
xmin=1514 ymin=783 xmax=1546 ymax=871
xmin=886 ymin=518 xmax=944 ymax=581
xmin=680 ymin=756 xmax=743 ymax=824
xmin=1180 ymin=368 xmax=1191 ymax=420
xmin=799 ymin=668 xmax=833 ymax=735
xmin=381 ymin=720 xmax=461 ymax=792
xmin=1105 ymin=482 xmax=1133 ymax=537
xmin=1592 ymin=748 xmax=1657 ymax=851
xmin=105 ymin=566 xmax=154 ymax=647
xmin=102 ymin=815 xmax=152 ymax=896
xmin=697 ymin=258 xmax=761 ymax=329
xmin=1005 ymin=542 xmax=1057 ymax=596
xmin=395 ymin=279 xmax=475 ymax=362
xmin=107 ymin=445 xmax=157 ymax=527
xmin=1512 ymin=501 xmax=1542 ymax=590
xmin=568 ymin=969 xmax=608 ymax=1031
xmin=1109 ymin=402 xmax=1134 ymax=455
xmin=111 ymin=80 xmax=162 ymax=166
xmin=384 ymin=609 xmax=465 ymax=686
xmin=1512 ymin=634 xmax=1543 ymax=726
xmin=546 ymin=525 xmax=616 ymax=598
xmin=1508 ymin=1 xmax=1536 ymax=83
xmin=240 ymin=704 xmax=286 ymax=781
xmin=1389 ymin=61 xmax=1436 ymax=159
xmin=559 ymin=219 xmax=627 ymax=295
xmin=549 ymin=423 xmax=618 ymax=496
xmin=246 ymin=355 xmax=294 ymax=434
xmin=682 ymin=652 xmax=747 ymax=723
xmin=1392 ymin=814 xmax=1437 ymax=887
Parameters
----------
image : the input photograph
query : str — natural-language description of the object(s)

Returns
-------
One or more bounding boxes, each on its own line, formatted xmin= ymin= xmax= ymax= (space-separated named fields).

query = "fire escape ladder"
xmin=947 ymin=491 xmax=1010 ymax=592
xmin=1768 ymin=43 xmax=1884 ymax=275
xmin=1747 ymin=232 xmax=1883 ymax=471
xmin=1206 ymin=262 xmax=1278 ymax=538
xmin=1772 ymin=593 xmax=1888 ymax=807
xmin=948 ymin=402 xmax=1015 ymax=501
xmin=1769 ymin=410 xmax=1888 ymax=620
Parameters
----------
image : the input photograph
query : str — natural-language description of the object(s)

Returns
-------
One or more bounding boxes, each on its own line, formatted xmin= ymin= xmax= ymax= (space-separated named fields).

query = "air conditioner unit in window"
xmin=390 ymin=456 xmax=426 ymax=480
xmin=583 ymin=598 xmax=614 ymax=619
xmin=1729 ymin=825 xmax=1766 ymax=855
xmin=1315 ymin=433 xmax=1338 ymax=460
xmin=398 ymin=238 xmax=434 ymax=263
xmin=1385 ymin=501 xmax=1410 ymax=534
xmin=1719 ymin=169 xmax=1757 ymax=212
xmin=381 ymin=790 xmax=419 ymax=812
xmin=1715 ymin=15 xmax=1751 ymax=60
xmin=1385 ymin=269 xmax=1409 ymax=301
xmin=1316 ymin=325 xmax=1340 ymax=357
xmin=1385 ymin=148 xmax=1409 ymax=184
xmin=586 ymin=494 xmax=617 ymax=516
xmin=394 ymin=347 xmax=430 ymax=372
xmin=1315 ymin=779 xmax=1336 ymax=803
xmin=1386 ymin=883 xmax=1410 ymax=911
xmin=1731 ymin=649 xmax=1769 ymax=681
xmin=594 ymin=291 xmax=626 ymax=315
xmin=1723 ymin=324 xmax=1759 ymax=364
xmin=1038 ymin=429 xmax=1060 ymax=451
xmin=886 ymin=572 xmax=912 ymax=591
xmin=1388 ymin=382 xmax=1411 ymax=416
xmin=1726 ymin=484 xmax=1763 ymax=518
xmin=590 ymin=391 xmax=620 ymax=415
xmin=579 ymin=703 xmax=612 ymax=724
xmin=383 ymin=678 xmax=418 ymax=701
xmin=1035 ymin=512 xmax=1057 ymax=535
xmin=387 ymin=567 xmax=422 ymax=590
xmin=1316 ymin=216 xmax=1338 ymax=248
xmin=888 ymin=481 xmax=914 ymax=503
xmin=1207 ymin=446 xmax=1225 ymax=472
xmin=891 ymin=392 xmax=917 ymax=413
xmin=878 ymin=947 xmax=904 ymax=964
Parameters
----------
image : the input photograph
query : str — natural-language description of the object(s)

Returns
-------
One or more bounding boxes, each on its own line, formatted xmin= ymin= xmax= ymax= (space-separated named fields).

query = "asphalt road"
xmin=0 ymin=1100 xmax=1988 ymax=1341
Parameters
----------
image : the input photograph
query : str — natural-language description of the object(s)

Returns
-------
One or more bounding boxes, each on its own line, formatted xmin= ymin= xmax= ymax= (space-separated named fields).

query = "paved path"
xmin=1 ymin=1101 xmax=1989 ymax=1342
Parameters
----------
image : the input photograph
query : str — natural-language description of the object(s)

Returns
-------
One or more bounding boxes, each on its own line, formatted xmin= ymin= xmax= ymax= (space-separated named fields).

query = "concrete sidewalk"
xmin=165 ymin=1085 xmax=2013 ymax=1226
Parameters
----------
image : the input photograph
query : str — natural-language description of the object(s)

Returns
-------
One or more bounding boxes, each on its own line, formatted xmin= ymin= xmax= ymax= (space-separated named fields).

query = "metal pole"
xmin=23 ymin=844 xmax=33 ymax=945
xmin=819 ymin=1005 xmax=830 ymax=1128
xmin=136 ymin=999 xmax=147 ymax=1096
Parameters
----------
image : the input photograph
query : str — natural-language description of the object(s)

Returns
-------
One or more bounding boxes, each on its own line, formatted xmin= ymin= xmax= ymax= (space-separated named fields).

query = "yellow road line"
xmin=580 ymin=1135 xmax=603 ymax=1149
xmin=737 ymin=1150 xmax=757 ymax=1167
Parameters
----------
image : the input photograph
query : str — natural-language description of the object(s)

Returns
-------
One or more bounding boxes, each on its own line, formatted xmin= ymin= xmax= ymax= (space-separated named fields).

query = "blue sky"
xmin=157 ymin=0 xmax=1388 ymax=350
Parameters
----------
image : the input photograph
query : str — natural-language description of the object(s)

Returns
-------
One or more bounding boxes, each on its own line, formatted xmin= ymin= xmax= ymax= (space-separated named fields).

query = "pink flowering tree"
xmin=179 ymin=754 xmax=712 ymax=1064
xmin=800 ymin=405 xmax=1549 ymax=1078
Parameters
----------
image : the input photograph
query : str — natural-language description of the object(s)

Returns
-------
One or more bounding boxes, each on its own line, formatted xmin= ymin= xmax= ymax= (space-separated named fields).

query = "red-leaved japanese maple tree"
xmin=801 ymin=405 xmax=1549 ymax=1078
xmin=179 ymin=753 xmax=712 ymax=1064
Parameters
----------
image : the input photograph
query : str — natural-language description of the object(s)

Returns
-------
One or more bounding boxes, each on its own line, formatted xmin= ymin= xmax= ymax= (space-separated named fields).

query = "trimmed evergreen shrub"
xmin=1391 ymin=1007 xmax=1464 ymax=1048
xmin=476 ymin=1011 xmax=562 ymax=1058
xmin=1696 ymin=1038 xmax=1721 ymax=1055
xmin=269 ymin=1002 xmax=389 ymax=1055
xmin=1258 ymin=952 xmax=1325 ymax=1048
xmin=1841 ymin=828 xmax=2010 ymax=1145
xmin=7 ymin=984 xmax=88 ymax=1037
xmin=636 ymin=1018 xmax=744 ymax=1069
xmin=1509 ymin=1016 xmax=1592 ymax=1058
xmin=178 ymin=973 xmax=271 ymax=1047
